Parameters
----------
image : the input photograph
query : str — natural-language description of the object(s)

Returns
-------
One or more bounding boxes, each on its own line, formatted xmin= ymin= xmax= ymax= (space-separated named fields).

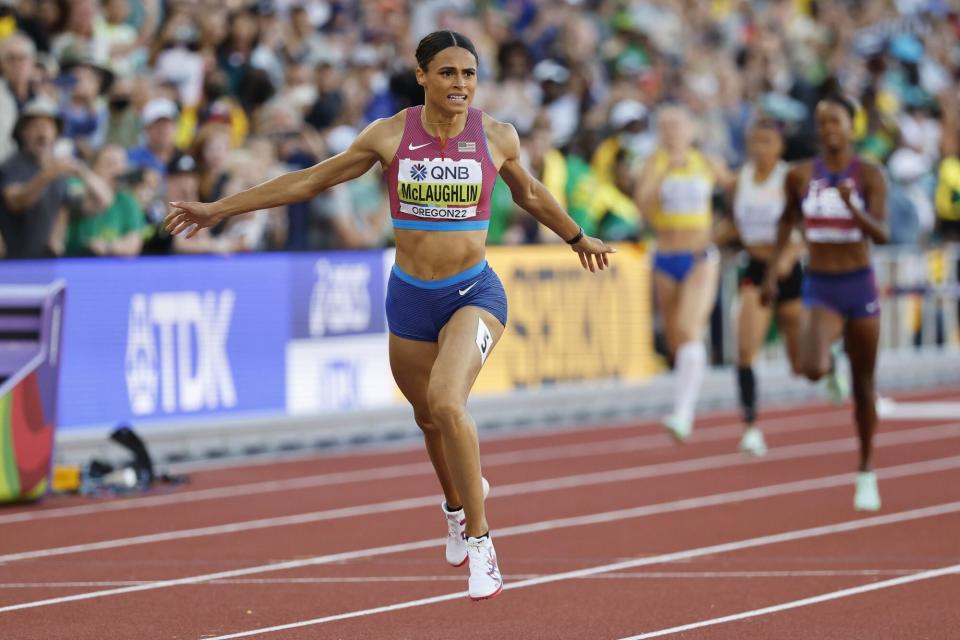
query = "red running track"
xmin=1 ymin=388 xmax=958 ymax=639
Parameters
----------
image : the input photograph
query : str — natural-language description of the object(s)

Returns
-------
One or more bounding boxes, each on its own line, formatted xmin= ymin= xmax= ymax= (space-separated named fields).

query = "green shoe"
xmin=824 ymin=369 xmax=850 ymax=404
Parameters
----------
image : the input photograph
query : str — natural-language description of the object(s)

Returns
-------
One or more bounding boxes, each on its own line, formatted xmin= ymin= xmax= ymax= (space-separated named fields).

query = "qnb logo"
xmin=309 ymin=259 xmax=372 ymax=336
xmin=410 ymin=163 xmax=428 ymax=182
xmin=125 ymin=291 xmax=237 ymax=416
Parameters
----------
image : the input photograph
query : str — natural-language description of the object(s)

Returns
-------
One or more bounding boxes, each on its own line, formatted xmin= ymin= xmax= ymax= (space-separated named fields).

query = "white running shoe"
xmin=824 ymin=345 xmax=851 ymax=405
xmin=739 ymin=427 xmax=768 ymax=457
xmin=854 ymin=471 xmax=881 ymax=511
xmin=466 ymin=534 xmax=503 ymax=601
xmin=443 ymin=476 xmax=490 ymax=567
xmin=662 ymin=414 xmax=693 ymax=442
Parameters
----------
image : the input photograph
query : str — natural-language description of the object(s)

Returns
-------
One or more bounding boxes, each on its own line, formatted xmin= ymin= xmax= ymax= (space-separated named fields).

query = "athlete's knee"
xmin=851 ymin=378 xmax=875 ymax=402
xmin=426 ymin=385 xmax=467 ymax=430
xmin=803 ymin=360 xmax=830 ymax=382
xmin=413 ymin=411 xmax=439 ymax=434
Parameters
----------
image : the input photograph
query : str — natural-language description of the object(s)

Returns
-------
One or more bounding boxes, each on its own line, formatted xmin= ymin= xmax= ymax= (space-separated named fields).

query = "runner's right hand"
xmin=759 ymin=275 xmax=778 ymax=307
xmin=165 ymin=201 xmax=222 ymax=238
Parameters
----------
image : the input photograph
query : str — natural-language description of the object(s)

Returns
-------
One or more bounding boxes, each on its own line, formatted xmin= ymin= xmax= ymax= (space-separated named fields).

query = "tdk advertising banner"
xmin=0 ymin=256 xmax=292 ymax=430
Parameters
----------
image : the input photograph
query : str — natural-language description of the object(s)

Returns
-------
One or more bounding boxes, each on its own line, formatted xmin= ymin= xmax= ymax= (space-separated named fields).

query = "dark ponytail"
xmin=415 ymin=30 xmax=479 ymax=71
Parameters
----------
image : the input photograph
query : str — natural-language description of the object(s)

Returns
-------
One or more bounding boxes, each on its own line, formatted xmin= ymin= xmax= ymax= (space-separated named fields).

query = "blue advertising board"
xmin=288 ymin=251 xmax=387 ymax=339
xmin=0 ymin=251 xmax=394 ymax=430
xmin=0 ymin=255 xmax=292 ymax=430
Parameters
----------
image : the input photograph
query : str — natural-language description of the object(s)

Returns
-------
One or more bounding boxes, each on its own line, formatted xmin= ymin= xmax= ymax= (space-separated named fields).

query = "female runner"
xmin=730 ymin=117 xmax=847 ymax=456
xmin=165 ymin=31 xmax=615 ymax=598
xmin=634 ymin=105 xmax=732 ymax=441
xmin=763 ymin=94 xmax=888 ymax=510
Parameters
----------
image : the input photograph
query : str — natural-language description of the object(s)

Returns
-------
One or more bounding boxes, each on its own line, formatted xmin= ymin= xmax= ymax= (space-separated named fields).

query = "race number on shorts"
xmin=476 ymin=317 xmax=492 ymax=365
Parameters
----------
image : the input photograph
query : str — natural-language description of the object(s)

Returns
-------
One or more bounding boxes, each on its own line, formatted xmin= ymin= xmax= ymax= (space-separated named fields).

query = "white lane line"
xmin=1 ymin=454 xmax=958 ymax=614
xmin=1 ymin=409 xmax=852 ymax=525
xmin=0 ymin=570 xmax=925 ymax=589
xmin=619 ymin=564 xmax=960 ymax=639
xmin=166 ymin=404 xmax=849 ymax=474
xmin=198 ymin=502 xmax=960 ymax=640
xmin=877 ymin=399 xmax=960 ymax=420
xmin=3 ymin=422 xmax=956 ymax=564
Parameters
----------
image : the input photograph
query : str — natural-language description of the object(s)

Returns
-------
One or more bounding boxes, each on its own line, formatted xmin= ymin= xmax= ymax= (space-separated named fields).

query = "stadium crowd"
xmin=0 ymin=0 xmax=958 ymax=259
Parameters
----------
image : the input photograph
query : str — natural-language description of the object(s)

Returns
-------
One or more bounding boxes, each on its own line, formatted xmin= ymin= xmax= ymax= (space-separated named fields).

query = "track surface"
xmin=1 ymin=387 xmax=958 ymax=639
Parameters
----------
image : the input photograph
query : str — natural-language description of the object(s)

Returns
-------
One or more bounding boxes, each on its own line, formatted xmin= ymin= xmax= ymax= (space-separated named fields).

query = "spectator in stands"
xmin=531 ymin=58 xmax=578 ymax=148
xmin=0 ymin=96 xmax=111 ymax=258
xmin=103 ymin=76 xmax=139 ymax=148
xmin=94 ymin=0 xmax=158 ymax=79
xmin=935 ymin=93 xmax=960 ymax=243
xmin=58 ymin=48 xmax=112 ymax=158
xmin=64 ymin=142 xmax=145 ymax=256
xmin=592 ymin=99 xmax=653 ymax=185
xmin=51 ymin=0 xmax=107 ymax=65
xmin=0 ymin=0 xmax=51 ymax=53
xmin=480 ymin=39 xmax=538 ymax=135
xmin=151 ymin=7 xmax=206 ymax=108
xmin=0 ymin=32 xmax=38 ymax=161
xmin=192 ymin=122 xmax=233 ymax=204
xmin=127 ymin=97 xmax=178 ymax=178
xmin=305 ymin=62 xmax=346 ymax=131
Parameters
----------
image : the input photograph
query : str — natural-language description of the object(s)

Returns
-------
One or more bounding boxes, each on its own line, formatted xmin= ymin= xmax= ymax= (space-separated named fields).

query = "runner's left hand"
xmin=571 ymin=236 xmax=616 ymax=272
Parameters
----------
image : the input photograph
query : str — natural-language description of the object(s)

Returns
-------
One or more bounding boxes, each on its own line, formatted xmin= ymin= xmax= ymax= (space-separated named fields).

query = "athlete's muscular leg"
xmin=653 ymin=272 xmax=681 ymax=358
xmin=389 ymin=335 xmax=459 ymax=504
xmin=801 ymin=305 xmax=845 ymax=381
xmin=670 ymin=255 xmax=719 ymax=423
xmin=675 ymin=254 xmax=720 ymax=345
xmin=737 ymin=284 xmax=773 ymax=368
xmin=844 ymin=316 xmax=881 ymax=471
xmin=737 ymin=284 xmax=773 ymax=424
xmin=428 ymin=306 xmax=505 ymax=538
xmin=776 ymin=298 xmax=806 ymax=376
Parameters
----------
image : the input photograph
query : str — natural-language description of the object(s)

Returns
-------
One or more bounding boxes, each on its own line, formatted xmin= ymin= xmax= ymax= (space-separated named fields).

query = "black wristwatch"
xmin=565 ymin=227 xmax=584 ymax=245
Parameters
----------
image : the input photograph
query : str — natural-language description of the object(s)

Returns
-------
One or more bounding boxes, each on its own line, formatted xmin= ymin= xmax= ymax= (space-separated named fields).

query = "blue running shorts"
xmin=386 ymin=260 xmax=508 ymax=342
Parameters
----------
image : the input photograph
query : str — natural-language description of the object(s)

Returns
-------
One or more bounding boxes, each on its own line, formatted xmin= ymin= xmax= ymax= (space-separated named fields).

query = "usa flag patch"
xmin=458 ymin=141 xmax=476 ymax=153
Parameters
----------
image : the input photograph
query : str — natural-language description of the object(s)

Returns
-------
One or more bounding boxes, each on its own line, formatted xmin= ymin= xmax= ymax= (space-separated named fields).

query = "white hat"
xmin=610 ymin=100 xmax=648 ymax=129
xmin=142 ymin=98 xmax=179 ymax=126
xmin=532 ymin=59 xmax=570 ymax=84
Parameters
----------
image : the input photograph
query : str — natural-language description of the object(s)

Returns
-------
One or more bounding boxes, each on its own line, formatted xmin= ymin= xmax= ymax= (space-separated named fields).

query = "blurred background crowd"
xmin=0 ymin=0 xmax=958 ymax=259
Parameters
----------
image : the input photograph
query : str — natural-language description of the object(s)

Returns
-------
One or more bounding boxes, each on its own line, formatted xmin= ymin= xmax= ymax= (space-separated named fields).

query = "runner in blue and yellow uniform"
xmin=164 ymin=30 xmax=615 ymax=600
xmin=635 ymin=105 xmax=733 ymax=441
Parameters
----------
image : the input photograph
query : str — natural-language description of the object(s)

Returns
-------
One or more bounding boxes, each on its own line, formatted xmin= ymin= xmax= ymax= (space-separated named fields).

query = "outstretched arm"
xmin=164 ymin=118 xmax=392 ymax=238
xmin=490 ymin=120 xmax=616 ymax=271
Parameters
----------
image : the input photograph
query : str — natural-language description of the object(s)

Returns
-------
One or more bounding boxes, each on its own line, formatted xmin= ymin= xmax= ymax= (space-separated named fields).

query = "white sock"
xmin=674 ymin=341 xmax=706 ymax=422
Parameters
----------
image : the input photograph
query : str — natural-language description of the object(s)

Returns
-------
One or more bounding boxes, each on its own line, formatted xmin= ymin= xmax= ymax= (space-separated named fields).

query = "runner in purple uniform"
xmin=763 ymin=94 xmax=888 ymax=511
